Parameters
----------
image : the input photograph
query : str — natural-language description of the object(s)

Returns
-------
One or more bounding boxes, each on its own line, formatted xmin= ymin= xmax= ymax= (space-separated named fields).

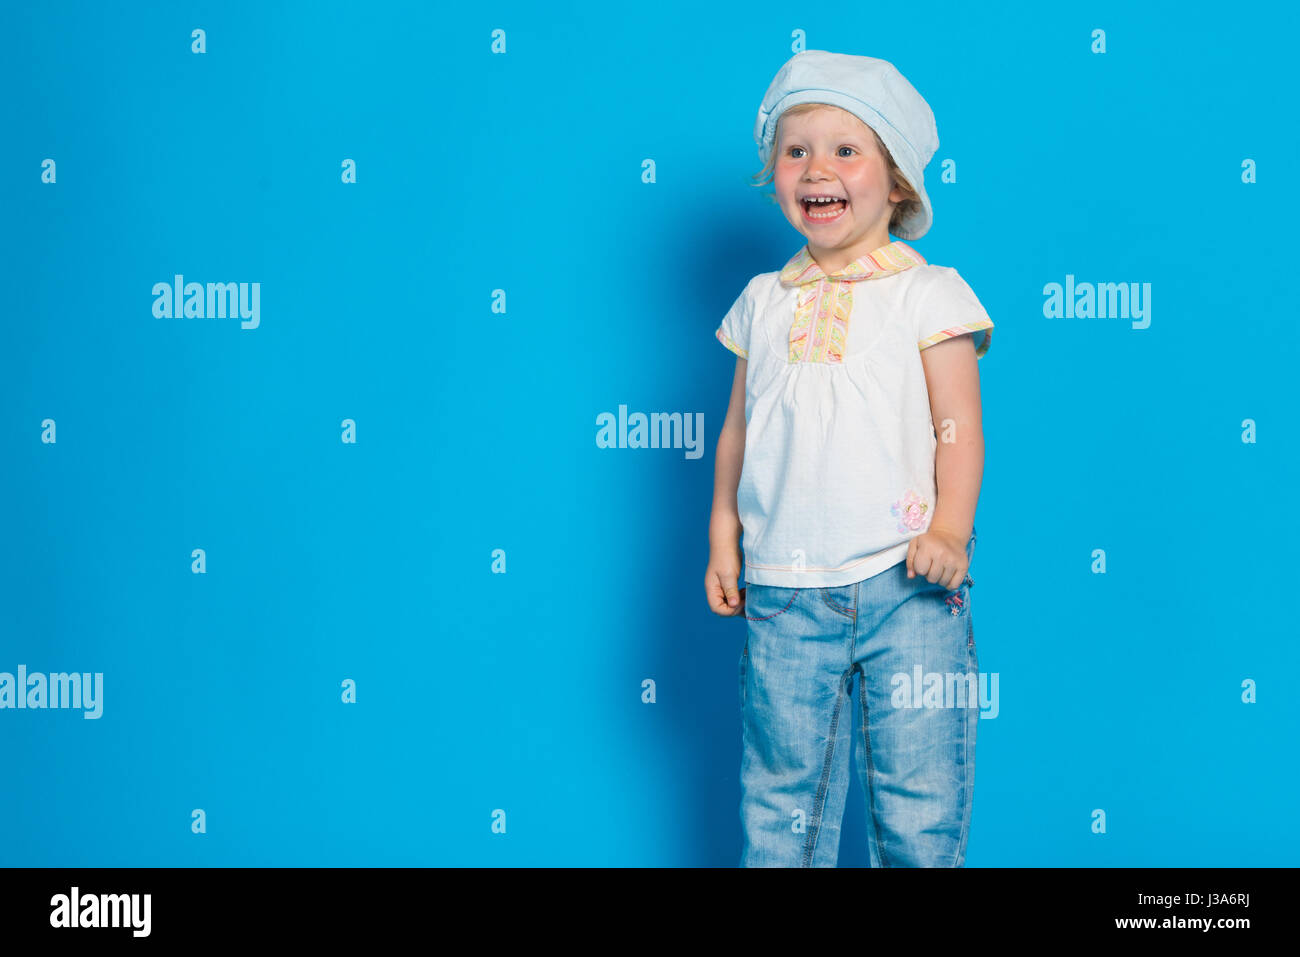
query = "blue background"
xmin=2 ymin=0 xmax=1297 ymax=866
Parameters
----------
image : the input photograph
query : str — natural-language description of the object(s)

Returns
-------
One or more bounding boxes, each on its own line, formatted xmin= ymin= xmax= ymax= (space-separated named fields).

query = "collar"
xmin=779 ymin=239 xmax=927 ymax=287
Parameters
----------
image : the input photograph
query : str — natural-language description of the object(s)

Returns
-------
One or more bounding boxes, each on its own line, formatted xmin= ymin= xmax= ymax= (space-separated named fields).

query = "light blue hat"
xmin=754 ymin=50 xmax=939 ymax=240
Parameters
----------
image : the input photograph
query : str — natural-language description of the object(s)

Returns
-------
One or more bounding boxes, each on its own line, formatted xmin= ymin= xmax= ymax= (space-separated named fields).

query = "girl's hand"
xmin=906 ymin=525 xmax=969 ymax=591
xmin=705 ymin=547 xmax=746 ymax=617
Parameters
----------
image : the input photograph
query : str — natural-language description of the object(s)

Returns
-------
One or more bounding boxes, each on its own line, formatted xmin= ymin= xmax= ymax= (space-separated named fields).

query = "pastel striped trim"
xmin=779 ymin=240 xmax=927 ymax=365
xmin=918 ymin=321 xmax=994 ymax=359
xmin=716 ymin=325 xmax=747 ymax=359
xmin=788 ymin=279 xmax=853 ymax=363
xmin=778 ymin=239 xmax=926 ymax=286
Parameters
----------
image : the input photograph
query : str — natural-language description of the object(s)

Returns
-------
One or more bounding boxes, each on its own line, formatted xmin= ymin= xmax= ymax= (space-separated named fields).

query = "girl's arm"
xmin=919 ymin=335 xmax=984 ymax=544
xmin=706 ymin=357 xmax=747 ymax=612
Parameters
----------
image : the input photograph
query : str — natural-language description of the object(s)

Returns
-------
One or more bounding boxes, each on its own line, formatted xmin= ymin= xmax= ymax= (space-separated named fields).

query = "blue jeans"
xmin=739 ymin=528 xmax=979 ymax=867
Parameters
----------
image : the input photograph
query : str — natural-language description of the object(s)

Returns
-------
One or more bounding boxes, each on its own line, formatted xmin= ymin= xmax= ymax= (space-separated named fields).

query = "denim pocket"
xmin=943 ymin=579 xmax=972 ymax=617
xmin=942 ymin=529 xmax=976 ymax=618
xmin=743 ymin=584 xmax=801 ymax=621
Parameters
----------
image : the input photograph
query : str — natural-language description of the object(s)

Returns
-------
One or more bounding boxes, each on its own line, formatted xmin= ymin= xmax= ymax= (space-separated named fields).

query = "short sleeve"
xmin=915 ymin=267 xmax=994 ymax=359
xmin=715 ymin=279 xmax=754 ymax=360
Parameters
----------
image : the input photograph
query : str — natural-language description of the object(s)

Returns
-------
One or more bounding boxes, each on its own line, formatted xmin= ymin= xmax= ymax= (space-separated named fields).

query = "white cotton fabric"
xmin=716 ymin=254 xmax=993 ymax=587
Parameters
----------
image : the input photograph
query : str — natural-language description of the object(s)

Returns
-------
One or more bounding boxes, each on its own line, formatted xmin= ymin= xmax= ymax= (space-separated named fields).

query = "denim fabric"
xmin=738 ymin=527 xmax=979 ymax=867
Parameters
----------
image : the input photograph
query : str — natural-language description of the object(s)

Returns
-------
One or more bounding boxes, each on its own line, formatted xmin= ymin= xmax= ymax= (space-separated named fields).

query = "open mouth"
xmin=801 ymin=197 xmax=847 ymax=221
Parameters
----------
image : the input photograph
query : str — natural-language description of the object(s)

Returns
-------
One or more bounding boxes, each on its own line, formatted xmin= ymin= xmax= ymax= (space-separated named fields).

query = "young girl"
xmin=705 ymin=50 xmax=993 ymax=867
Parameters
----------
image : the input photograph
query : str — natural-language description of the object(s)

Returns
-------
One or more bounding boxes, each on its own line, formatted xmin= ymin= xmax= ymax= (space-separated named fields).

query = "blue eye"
xmin=787 ymin=146 xmax=856 ymax=158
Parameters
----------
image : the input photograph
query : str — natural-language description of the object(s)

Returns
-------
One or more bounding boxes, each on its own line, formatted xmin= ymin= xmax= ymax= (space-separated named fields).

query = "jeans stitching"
xmin=956 ymin=532 xmax=977 ymax=864
xmin=953 ymin=687 xmax=974 ymax=866
xmin=802 ymin=674 xmax=846 ymax=867
xmin=821 ymin=592 xmax=856 ymax=618
xmin=743 ymin=587 xmax=801 ymax=621
xmin=739 ymin=643 xmax=748 ymax=711
xmin=859 ymin=670 xmax=889 ymax=867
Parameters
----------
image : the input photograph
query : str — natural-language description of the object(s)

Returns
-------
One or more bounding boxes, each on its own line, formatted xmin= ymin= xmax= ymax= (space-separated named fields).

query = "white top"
xmin=715 ymin=240 xmax=993 ymax=587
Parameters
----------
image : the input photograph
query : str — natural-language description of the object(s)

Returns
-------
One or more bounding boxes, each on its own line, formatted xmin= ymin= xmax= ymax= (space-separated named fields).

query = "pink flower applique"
xmin=890 ymin=489 xmax=930 ymax=534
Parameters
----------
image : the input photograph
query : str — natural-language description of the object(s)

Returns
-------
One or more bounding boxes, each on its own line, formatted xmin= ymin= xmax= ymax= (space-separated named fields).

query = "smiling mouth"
xmin=802 ymin=197 xmax=847 ymax=221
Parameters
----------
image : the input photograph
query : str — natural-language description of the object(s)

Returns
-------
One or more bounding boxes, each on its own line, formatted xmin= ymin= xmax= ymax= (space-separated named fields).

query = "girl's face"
xmin=773 ymin=106 xmax=905 ymax=273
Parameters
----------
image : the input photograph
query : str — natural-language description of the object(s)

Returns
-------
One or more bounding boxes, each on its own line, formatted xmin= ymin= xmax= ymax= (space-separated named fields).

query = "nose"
xmin=802 ymin=154 xmax=833 ymax=182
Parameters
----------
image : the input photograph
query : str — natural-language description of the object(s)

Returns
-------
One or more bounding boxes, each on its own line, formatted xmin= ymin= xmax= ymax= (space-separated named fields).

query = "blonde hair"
xmin=750 ymin=102 xmax=923 ymax=236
